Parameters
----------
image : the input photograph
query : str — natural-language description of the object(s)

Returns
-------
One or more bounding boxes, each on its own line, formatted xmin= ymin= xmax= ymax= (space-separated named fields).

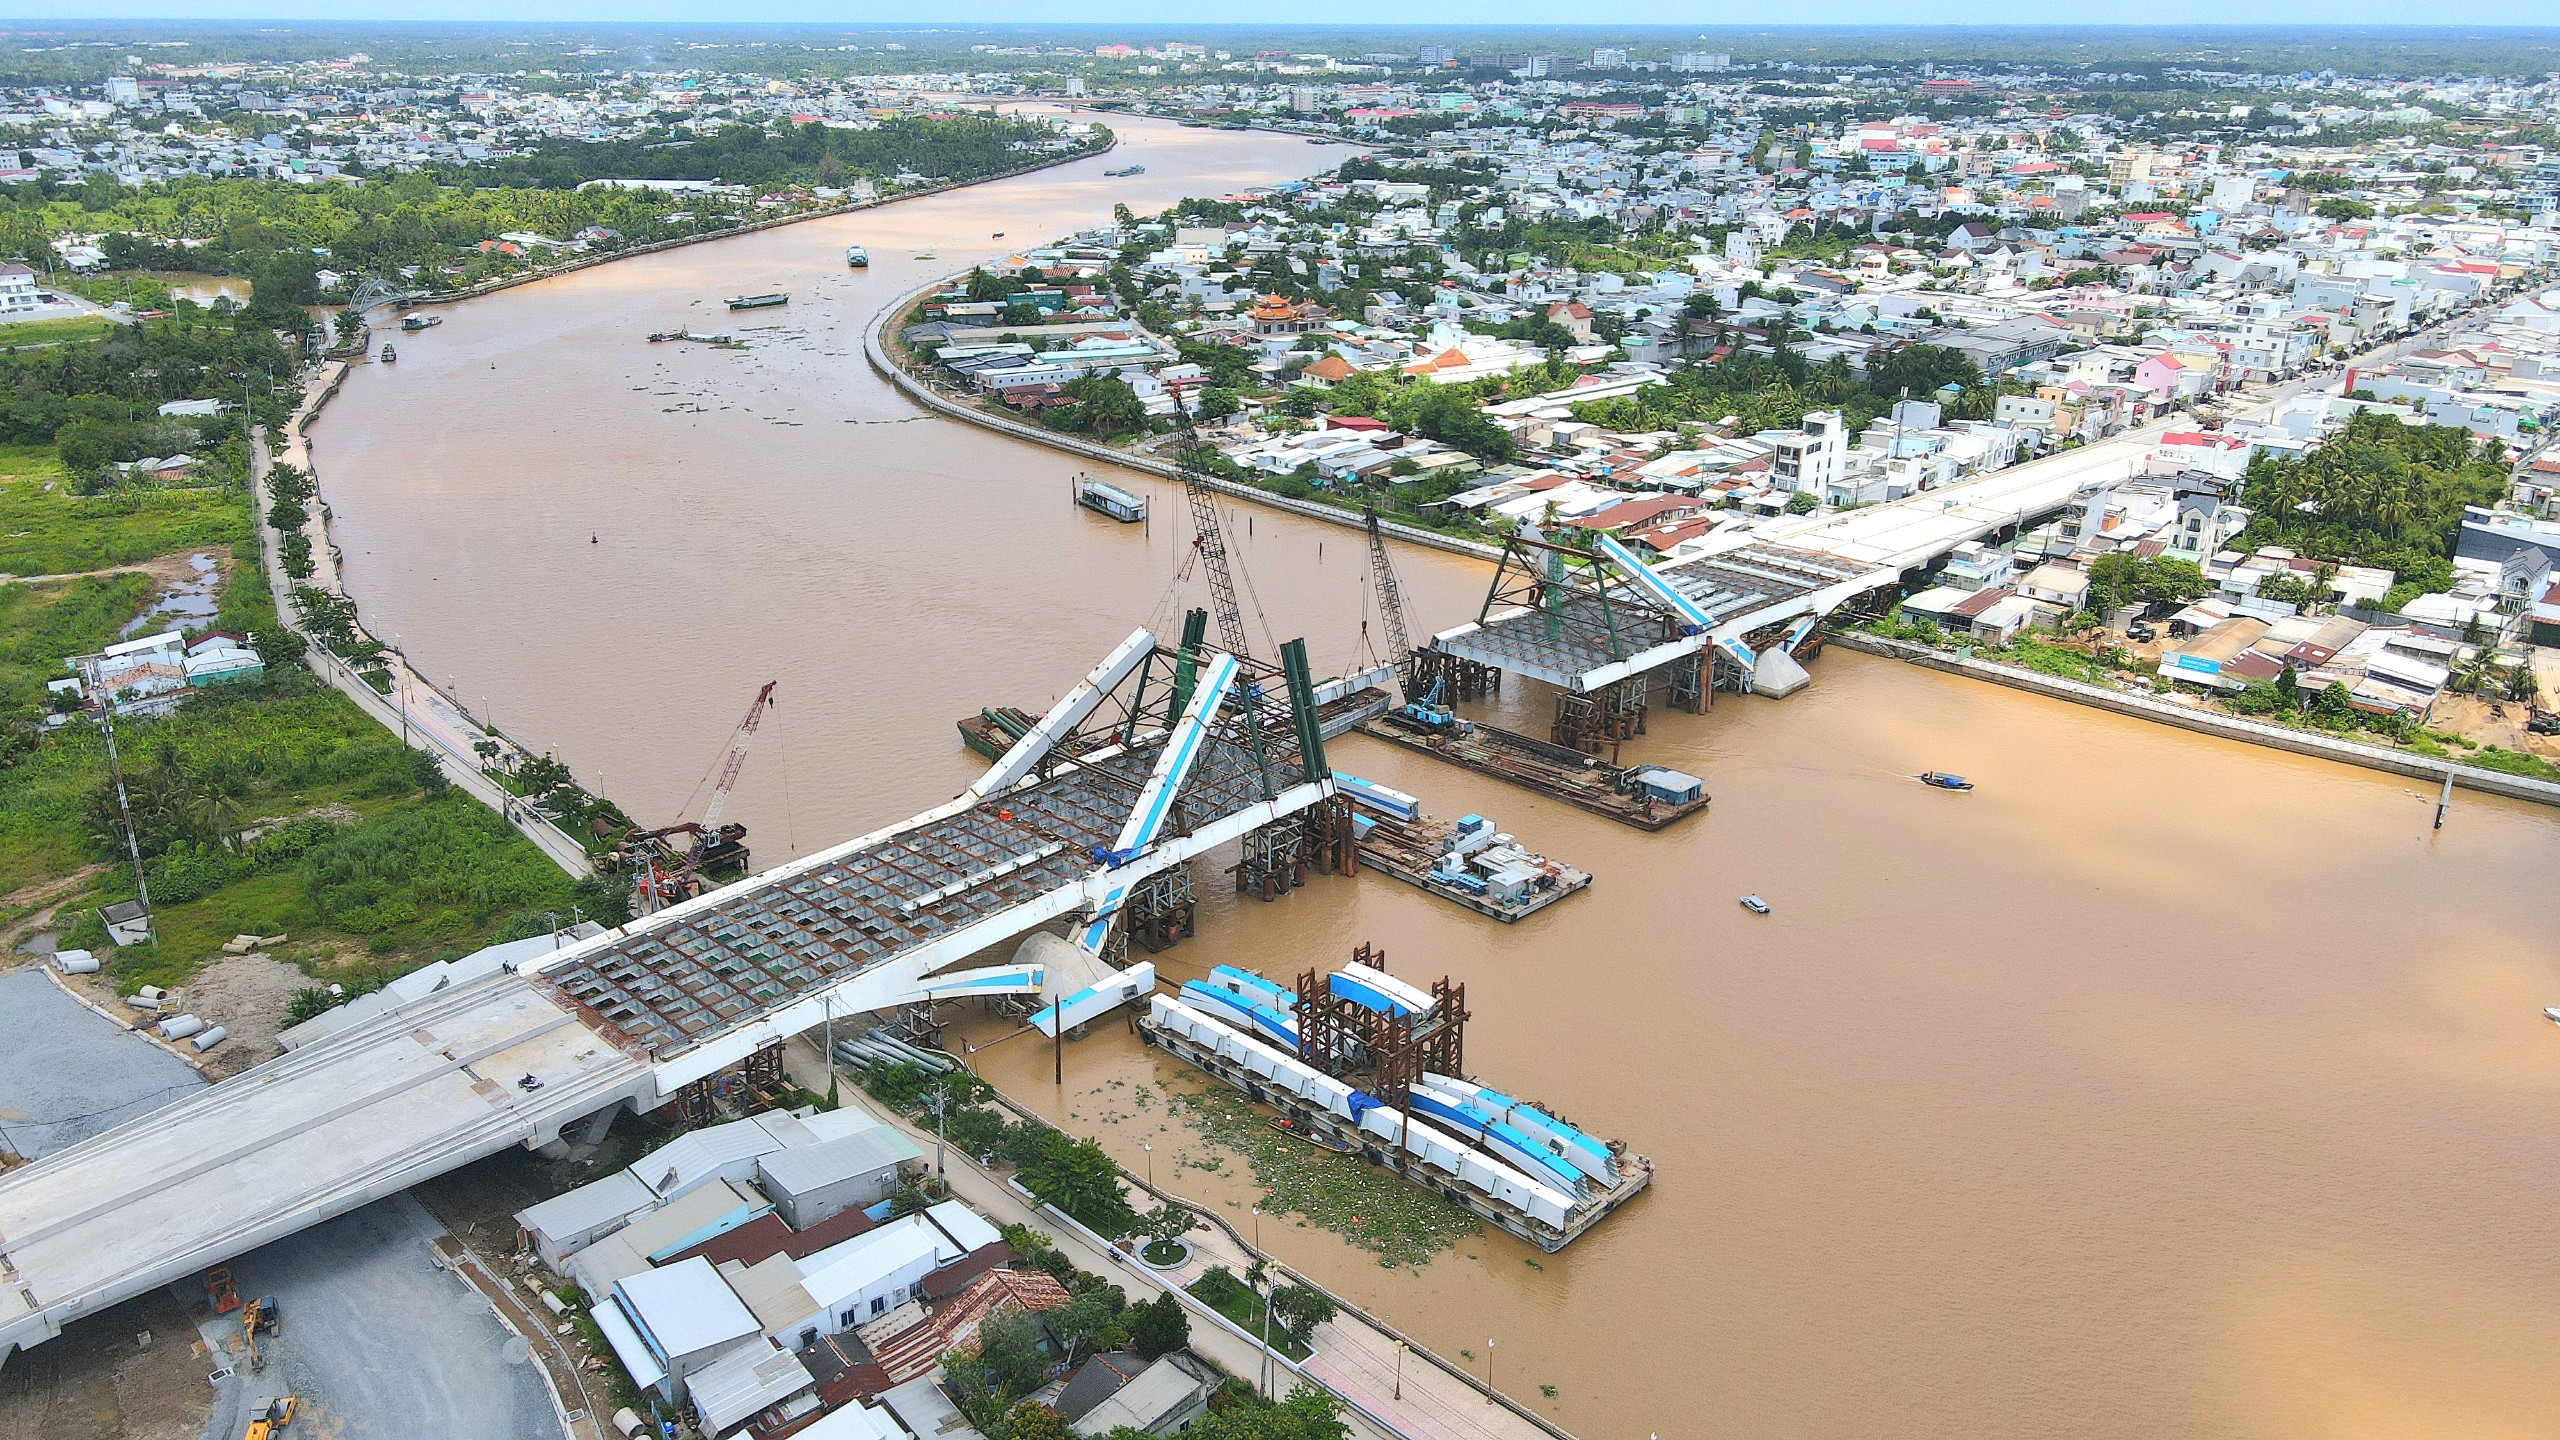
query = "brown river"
xmin=310 ymin=112 xmax=2560 ymax=1439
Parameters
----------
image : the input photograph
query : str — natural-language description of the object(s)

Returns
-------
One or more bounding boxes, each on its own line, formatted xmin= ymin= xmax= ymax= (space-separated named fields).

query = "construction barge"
xmin=1357 ymin=712 xmax=1707 ymax=831
xmin=1335 ymin=774 xmax=1589 ymax=923
xmin=1138 ymin=948 xmax=1650 ymax=1252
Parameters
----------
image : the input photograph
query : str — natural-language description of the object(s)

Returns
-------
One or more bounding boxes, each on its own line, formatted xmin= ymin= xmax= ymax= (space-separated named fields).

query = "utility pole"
xmin=933 ymin=1088 xmax=948 ymax=1187
xmin=83 ymin=656 xmax=153 ymax=929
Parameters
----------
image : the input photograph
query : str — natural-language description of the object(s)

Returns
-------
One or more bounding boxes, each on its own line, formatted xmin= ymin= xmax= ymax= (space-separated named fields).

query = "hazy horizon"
xmin=1 ymin=7 xmax=2557 ymax=30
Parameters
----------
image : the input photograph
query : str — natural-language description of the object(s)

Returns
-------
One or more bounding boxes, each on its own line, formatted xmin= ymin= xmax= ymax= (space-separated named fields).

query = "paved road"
xmin=0 ymin=966 xmax=204 ymax=1161
xmin=198 ymin=1194 xmax=561 ymax=1440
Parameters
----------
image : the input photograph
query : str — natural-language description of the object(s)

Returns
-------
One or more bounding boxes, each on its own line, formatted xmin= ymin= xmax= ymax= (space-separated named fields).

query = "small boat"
xmin=1918 ymin=772 xmax=1974 ymax=791
xmin=398 ymin=312 xmax=441 ymax=331
xmin=724 ymin=292 xmax=790 ymax=310
xmin=845 ymin=244 xmax=869 ymax=268
xmin=2546 ymin=1006 xmax=2560 ymax=1025
xmin=377 ymin=344 xmax=396 ymax=364
xmin=991 ymin=231 xmax=1005 ymax=239
xmin=1739 ymin=895 xmax=1769 ymax=915
xmin=647 ymin=330 xmax=680 ymax=342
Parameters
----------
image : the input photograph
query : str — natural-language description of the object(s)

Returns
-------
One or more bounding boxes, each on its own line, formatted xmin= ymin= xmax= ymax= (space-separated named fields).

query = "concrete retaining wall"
xmin=1831 ymin=630 xmax=2560 ymax=808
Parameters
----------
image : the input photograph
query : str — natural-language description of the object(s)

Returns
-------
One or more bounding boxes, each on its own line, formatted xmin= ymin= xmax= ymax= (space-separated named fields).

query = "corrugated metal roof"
xmin=636 ymin=1118 xmax=787 ymax=1199
xmin=516 ymin=1170 xmax=651 ymax=1244
xmin=688 ymin=1337 xmax=813 ymax=1434
xmin=757 ymin=1128 xmax=920 ymax=1198
xmin=614 ymin=1256 xmax=759 ymax=1362
xmin=591 ymin=1294 xmax=666 ymax=1391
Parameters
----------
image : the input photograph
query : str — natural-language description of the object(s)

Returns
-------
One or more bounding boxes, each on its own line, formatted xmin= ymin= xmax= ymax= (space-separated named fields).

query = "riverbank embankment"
xmin=1832 ymin=629 xmax=2560 ymax=809
xmin=864 ymin=275 xmax=1504 ymax=564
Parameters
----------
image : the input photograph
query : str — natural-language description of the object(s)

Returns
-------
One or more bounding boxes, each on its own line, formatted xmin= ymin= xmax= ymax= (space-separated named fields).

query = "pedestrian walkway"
xmin=781 ymin=1038 xmax=1566 ymax=1440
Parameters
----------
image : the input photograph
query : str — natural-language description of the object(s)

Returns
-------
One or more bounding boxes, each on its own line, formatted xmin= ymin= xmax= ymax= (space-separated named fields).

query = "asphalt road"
xmin=198 ymin=1195 xmax=562 ymax=1440
xmin=0 ymin=965 xmax=206 ymax=1160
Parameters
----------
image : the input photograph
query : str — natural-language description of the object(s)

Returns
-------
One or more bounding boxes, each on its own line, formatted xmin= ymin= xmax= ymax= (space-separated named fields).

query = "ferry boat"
xmin=377 ymin=344 xmax=396 ymax=364
xmin=724 ymin=292 xmax=790 ymax=311
xmin=1104 ymin=164 xmax=1146 ymax=177
xmin=1918 ymin=772 xmax=1974 ymax=791
xmin=398 ymin=312 xmax=442 ymax=332
xmin=845 ymin=244 xmax=869 ymax=268
xmin=1075 ymin=474 xmax=1147 ymax=524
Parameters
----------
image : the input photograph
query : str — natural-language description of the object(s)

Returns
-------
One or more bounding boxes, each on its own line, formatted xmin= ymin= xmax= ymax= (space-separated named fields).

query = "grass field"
xmin=0 ymin=313 xmax=122 ymax=348
xmin=0 ymin=445 xmax=251 ymax=577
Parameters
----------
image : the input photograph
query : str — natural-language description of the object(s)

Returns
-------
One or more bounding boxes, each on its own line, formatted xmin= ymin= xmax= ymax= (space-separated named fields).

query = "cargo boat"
xmin=724 ymin=292 xmax=790 ymax=310
xmin=1104 ymin=164 xmax=1146 ymax=176
xmin=955 ymin=705 xmax=1038 ymax=760
xmin=377 ymin=344 xmax=396 ymax=363
xmin=1075 ymin=474 xmax=1147 ymax=523
xmin=1358 ymin=716 xmax=1707 ymax=830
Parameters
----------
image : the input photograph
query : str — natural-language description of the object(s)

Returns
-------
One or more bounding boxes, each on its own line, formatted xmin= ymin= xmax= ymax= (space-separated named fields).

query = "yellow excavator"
xmin=238 ymin=1295 xmax=279 ymax=1373
xmin=242 ymin=1395 xmax=298 ymax=1439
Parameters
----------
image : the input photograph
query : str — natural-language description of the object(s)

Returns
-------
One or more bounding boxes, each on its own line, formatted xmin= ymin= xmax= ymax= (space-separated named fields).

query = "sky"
xmin=0 ymin=5 xmax=2556 ymax=26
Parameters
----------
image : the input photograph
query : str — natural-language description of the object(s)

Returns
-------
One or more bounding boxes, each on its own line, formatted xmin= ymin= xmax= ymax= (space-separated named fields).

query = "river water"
xmin=310 ymin=113 xmax=2560 ymax=1439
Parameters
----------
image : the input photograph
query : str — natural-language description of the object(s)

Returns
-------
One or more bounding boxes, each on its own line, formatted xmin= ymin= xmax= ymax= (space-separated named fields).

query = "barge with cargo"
xmin=1332 ymin=773 xmax=1589 ymax=922
xmin=1138 ymin=947 xmax=1649 ymax=1251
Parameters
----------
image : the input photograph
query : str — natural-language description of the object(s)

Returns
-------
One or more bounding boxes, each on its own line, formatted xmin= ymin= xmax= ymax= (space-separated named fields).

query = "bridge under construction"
xmin=0 ymin=618 xmax=1350 ymax=1364
xmin=1417 ymin=436 xmax=2142 ymax=755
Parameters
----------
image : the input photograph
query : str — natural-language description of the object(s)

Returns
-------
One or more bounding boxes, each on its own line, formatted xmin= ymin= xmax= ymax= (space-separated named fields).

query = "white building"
xmin=797 ymin=1202 xmax=1000 ymax=1337
xmin=1769 ymin=411 xmax=1848 ymax=498
xmin=0 ymin=264 xmax=41 ymax=314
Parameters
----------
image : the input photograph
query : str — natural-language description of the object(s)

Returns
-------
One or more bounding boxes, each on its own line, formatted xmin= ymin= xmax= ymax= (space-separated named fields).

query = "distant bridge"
xmin=0 ymin=621 xmax=1344 ymax=1362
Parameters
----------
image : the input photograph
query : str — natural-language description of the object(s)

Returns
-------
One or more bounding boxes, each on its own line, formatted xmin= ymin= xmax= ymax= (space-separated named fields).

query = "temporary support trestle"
xmin=1233 ymin=821 xmax=1307 ymax=901
xmin=1553 ymin=677 xmax=1648 ymax=759
xmin=1127 ymin=862 xmax=1197 ymax=953
xmin=1666 ymin=653 xmax=1705 ymax=714
xmin=1411 ymin=648 xmax=1501 ymax=703
xmin=1300 ymin=794 xmax=1358 ymax=878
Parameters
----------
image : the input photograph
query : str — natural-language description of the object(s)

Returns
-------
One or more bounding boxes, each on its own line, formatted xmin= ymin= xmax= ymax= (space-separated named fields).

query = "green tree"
xmin=1196 ymin=386 xmax=1241 ymax=420
xmin=1015 ymin=1128 xmax=1139 ymax=1235
xmin=1056 ymin=374 xmax=1149 ymax=439
xmin=1128 ymin=1291 xmax=1190 ymax=1360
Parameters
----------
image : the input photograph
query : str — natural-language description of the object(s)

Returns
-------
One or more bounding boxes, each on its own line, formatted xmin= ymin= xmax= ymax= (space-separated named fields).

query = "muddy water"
xmin=312 ymin=113 xmax=2560 ymax=1440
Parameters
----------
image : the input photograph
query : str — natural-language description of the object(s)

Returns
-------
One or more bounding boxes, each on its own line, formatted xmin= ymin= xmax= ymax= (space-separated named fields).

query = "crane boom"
xmin=700 ymin=681 xmax=776 ymax=830
xmin=1364 ymin=508 xmax=1414 ymax=694
xmin=1175 ymin=422 xmax=1252 ymax=659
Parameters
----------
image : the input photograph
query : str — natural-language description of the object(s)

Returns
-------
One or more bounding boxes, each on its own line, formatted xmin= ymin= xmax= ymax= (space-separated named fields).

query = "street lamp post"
xmin=1485 ymin=1338 xmax=1496 ymax=1402
xmin=1393 ymin=1340 xmax=1405 ymax=1400
xmin=1141 ymin=1141 xmax=1152 ymax=1188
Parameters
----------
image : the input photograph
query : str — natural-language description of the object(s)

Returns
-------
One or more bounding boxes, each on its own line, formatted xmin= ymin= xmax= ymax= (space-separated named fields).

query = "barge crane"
xmin=614 ymin=680 xmax=777 ymax=911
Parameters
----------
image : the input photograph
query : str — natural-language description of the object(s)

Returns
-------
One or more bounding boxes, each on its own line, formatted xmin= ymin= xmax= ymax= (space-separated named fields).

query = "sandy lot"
xmin=0 ymin=1286 xmax=212 ymax=1440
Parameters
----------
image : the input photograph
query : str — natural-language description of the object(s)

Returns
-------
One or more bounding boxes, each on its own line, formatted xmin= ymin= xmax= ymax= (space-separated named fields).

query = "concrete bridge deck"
xmin=0 ymin=971 xmax=648 ymax=1358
